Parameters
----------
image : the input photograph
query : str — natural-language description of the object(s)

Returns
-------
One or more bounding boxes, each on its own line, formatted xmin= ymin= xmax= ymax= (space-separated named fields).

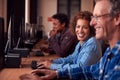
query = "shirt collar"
xmin=106 ymin=41 xmax=120 ymax=56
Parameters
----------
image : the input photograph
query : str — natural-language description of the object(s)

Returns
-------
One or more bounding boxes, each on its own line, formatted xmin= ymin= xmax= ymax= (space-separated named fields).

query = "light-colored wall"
xmin=0 ymin=1 xmax=2 ymax=17
xmin=0 ymin=0 xmax=7 ymax=32
xmin=81 ymin=0 xmax=94 ymax=12
xmin=37 ymin=0 xmax=57 ymax=37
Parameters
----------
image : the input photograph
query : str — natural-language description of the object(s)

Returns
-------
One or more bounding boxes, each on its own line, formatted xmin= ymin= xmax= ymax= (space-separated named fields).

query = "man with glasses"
xmin=20 ymin=0 xmax=120 ymax=80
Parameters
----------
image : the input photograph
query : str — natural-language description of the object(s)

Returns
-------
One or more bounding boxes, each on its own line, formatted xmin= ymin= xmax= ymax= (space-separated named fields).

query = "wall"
xmin=81 ymin=0 xmax=94 ymax=12
xmin=0 ymin=0 xmax=2 ymax=17
xmin=37 ymin=0 xmax=57 ymax=37
xmin=0 ymin=0 xmax=7 ymax=32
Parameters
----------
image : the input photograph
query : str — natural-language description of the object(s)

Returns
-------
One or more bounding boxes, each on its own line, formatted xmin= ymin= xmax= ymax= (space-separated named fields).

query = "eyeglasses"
xmin=91 ymin=13 xmax=110 ymax=21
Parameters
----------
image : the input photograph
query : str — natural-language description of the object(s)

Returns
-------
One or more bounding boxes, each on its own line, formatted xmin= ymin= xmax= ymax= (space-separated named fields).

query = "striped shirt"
xmin=57 ymin=41 xmax=120 ymax=80
xmin=50 ymin=37 xmax=102 ymax=70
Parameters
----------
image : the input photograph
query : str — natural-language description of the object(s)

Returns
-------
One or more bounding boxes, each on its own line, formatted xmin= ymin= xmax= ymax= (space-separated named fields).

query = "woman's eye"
xmin=83 ymin=26 xmax=89 ymax=29
xmin=76 ymin=25 xmax=80 ymax=28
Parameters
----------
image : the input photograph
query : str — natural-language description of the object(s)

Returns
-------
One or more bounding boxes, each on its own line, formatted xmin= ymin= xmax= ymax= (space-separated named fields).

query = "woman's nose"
xmin=77 ymin=27 xmax=83 ymax=33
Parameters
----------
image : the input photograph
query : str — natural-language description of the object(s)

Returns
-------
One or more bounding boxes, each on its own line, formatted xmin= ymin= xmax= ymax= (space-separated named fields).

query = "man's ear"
xmin=115 ymin=13 xmax=120 ymax=26
xmin=62 ymin=23 xmax=65 ymax=28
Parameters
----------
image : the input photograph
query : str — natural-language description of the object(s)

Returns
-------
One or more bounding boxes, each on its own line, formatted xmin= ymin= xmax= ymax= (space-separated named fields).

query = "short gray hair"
xmin=95 ymin=0 xmax=120 ymax=17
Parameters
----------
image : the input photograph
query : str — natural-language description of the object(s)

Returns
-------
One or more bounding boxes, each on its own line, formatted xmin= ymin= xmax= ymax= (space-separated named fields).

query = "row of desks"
xmin=0 ymin=39 xmax=59 ymax=80
xmin=0 ymin=54 xmax=59 ymax=80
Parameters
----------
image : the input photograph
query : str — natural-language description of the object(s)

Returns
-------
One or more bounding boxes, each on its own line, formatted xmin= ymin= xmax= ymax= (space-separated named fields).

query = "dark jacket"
xmin=49 ymin=28 xmax=78 ymax=57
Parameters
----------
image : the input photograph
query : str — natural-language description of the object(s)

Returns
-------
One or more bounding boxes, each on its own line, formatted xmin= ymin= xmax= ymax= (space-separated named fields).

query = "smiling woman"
xmin=75 ymin=19 xmax=91 ymax=44
xmin=71 ymin=11 xmax=95 ymax=38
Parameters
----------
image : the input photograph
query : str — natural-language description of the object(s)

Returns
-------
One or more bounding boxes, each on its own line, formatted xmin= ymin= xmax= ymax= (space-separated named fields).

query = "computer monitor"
xmin=4 ymin=17 xmax=12 ymax=54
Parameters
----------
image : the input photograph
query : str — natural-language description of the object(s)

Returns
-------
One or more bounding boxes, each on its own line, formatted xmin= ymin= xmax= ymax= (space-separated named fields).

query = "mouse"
xmin=35 ymin=73 xmax=45 ymax=76
xmin=31 ymin=60 xmax=45 ymax=69
xmin=31 ymin=60 xmax=37 ymax=69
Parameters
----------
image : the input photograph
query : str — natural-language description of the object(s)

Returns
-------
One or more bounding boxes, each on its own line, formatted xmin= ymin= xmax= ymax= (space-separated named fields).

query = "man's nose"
xmin=90 ymin=18 xmax=96 ymax=27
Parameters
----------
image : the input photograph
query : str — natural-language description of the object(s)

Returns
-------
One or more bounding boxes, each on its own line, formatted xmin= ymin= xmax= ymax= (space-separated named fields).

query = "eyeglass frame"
xmin=91 ymin=13 xmax=111 ymax=21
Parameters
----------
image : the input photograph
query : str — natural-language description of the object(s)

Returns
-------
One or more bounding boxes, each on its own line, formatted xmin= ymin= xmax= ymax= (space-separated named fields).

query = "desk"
xmin=0 ymin=54 xmax=59 ymax=80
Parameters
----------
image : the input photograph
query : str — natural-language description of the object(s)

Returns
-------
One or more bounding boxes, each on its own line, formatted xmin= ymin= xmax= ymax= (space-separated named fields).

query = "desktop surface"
xmin=0 ymin=54 xmax=59 ymax=80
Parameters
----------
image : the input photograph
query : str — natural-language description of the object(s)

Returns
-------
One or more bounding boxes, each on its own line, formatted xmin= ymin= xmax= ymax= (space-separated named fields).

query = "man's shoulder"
xmin=63 ymin=28 xmax=76 ymax=37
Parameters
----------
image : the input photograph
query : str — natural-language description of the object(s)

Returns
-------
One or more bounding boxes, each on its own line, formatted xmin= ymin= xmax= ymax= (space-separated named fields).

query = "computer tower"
xmin=9 ymin=48 xmax=30 ymax=57
xmin=5 ymin=53 xmax=21 ymax=68
xmin=0 ymin=17 xmax=4 ymax=69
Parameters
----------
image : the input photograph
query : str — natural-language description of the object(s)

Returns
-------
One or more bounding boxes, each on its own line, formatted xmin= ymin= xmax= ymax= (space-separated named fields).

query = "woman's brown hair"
xmin=70 ymin=11 xmax=95 ymax=36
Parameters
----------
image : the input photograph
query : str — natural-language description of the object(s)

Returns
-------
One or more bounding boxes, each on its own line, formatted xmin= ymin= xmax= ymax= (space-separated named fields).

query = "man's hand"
xmin=19 ymin=69 xmax=57 ymax=80
xmin=32 ymin=69 xmax=57 ymax=80
xmin=37 ymin=60 xmax=52 ymax=69
xmin=49 ymin=29 xmax=58 ymax=37
xmin=19 ymin=73 xmax=40 ymax=80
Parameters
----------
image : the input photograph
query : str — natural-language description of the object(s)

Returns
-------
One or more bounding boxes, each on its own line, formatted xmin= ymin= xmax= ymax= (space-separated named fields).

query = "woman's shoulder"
xmin=83 ymin=37 xmax=101 ymax=47
xmin=87 ymin=37 xmax=97 ymax=43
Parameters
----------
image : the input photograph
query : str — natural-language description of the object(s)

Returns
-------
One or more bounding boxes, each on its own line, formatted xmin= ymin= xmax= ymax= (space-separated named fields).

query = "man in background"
xmin=43 ymin=13 xmax=78 ymax=57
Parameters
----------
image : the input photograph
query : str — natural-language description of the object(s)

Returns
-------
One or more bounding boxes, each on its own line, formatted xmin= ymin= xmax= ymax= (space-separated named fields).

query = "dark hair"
xmin=52 ymin=13 xmax=69 ymax=28
xmin=95 ymin=0 xmax=120 ymax=17
xmin=70 ymin=11 xmax=95 ymax=36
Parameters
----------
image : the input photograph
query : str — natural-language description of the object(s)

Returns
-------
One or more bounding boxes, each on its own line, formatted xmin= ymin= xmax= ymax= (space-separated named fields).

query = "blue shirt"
xmin=57 ymin=41 xmax=120 ymax=80
xmin=50 ymin=37 xmax=102 ymax=70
